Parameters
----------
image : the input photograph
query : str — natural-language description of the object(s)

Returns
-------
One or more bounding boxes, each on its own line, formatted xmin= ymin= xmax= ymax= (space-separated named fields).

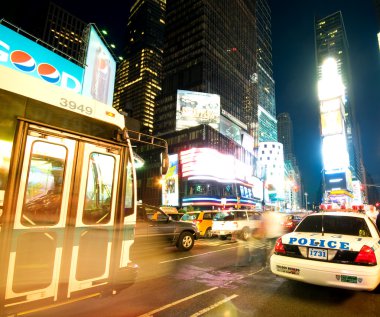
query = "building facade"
xmin=255 ymin=0 xmax=277 ymax=143
xmin=315 ymin=11 xmax=365 ymax=207
xmin=154 ymin=0 xmax=257 ymax=136
xmin=113 ymin=0 xmax=166 ymax=134
xmin=42 ymin=2 xmax=87 ymax=65
xmin=136 ymin=0 xmax=265 ymax=208
xmin=277 ymin=112 xmax=302 ymax=210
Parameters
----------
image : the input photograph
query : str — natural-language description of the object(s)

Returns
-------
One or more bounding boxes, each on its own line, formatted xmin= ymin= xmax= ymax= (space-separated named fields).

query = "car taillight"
xmin=193 ymin=220 xmax=202 ymax=224
xmin=274 ymin=237 xmax=286 ymax=254
xmin=354 ymin=245 xmax=377 ymax=265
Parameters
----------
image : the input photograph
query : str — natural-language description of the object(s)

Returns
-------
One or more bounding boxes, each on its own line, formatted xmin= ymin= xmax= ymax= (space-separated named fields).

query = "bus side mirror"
xmin=161 ymin=151 xmax=169 ymax=175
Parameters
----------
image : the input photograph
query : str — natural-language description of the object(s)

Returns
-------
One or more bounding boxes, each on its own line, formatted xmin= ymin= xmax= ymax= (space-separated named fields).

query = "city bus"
xmin=0 ymin=65 xmax=168 ymax=316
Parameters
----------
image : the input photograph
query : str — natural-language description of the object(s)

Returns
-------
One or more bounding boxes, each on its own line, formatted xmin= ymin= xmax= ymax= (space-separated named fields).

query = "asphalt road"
xmin=27 ymin=237 xmax=380 ymax=317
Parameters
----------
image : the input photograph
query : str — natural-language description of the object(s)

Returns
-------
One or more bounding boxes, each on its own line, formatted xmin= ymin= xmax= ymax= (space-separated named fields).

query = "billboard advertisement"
xmin=161 ymin=154 xmax=179 ymax=206
xmin=82 ymin=25 xmax=116 ymax=105
xmin=176 ymin=90 xmax=220 ymax=131
xmin=220 ymin=116 xmax=241 ymax=144
xmin=320 ymin=110 xmax=343 ymax=136
xmin=320 ymin=98 xmax=341 ymax=113
xmin=180 ymin=148 xmax=253 ymax=184
xmin=324 ymin=171 xmax=347 ymax=191
xmin=352 ymin=180 xmax=363 ymax=205
xmin=241 ymin=132 xmax=254 ymax=154
xmin=0 ymin=24 xmax=83 ymax=92
xmin=322 ymin=134 xmax=349 ymax=171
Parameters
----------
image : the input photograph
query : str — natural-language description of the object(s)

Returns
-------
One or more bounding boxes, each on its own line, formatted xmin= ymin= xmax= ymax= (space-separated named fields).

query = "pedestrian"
xmin=262 ymin=210 xmax=285 ymax=267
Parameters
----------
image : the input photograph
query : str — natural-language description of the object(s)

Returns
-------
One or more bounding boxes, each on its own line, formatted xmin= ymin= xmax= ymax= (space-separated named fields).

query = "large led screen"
xmin=220 ymin=116 xmax=241 ymax=144
xmin=325 ymin=171 xmax=347 ymax=191
xmin=320 ymin=98 xmax=341 ymax=113
xmin=180 ymin=148 xmax=253 ymax=184
xmin=161 ymin=154 xmax=179 ymax=206
xmin=0 ymin=24 xmax=83 ymax=92
xmin=321 ymin=110 xmax=343 ymax=136
xmin=351 ymin=180 xmax=363 ymax=205
xmin=322 ymin=135 xmax=349 ymax=171
xmin=176 ymin=90 xmax=220 ymax=131
xmin=82 ymin=25 xmax=116 ymax=105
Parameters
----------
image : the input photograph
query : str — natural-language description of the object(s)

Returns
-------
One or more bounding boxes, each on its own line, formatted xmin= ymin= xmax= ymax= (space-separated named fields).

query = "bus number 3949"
xmin=59 ymin=97 xmax=94 ymax=115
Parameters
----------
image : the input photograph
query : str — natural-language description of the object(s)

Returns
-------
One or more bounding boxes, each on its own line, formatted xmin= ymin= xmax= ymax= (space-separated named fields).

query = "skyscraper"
xmin=255 ymin=0 xmax=277 ymax=144
xmin=277 ymin=112 xmax=302 ymax=210
xmin=154 ymin=0 xmax=257 ymax=136
xmin=137 ymin=0 xmax=267 ymax=208
xmin=315 ymin=11 xmax=364 ymax=206
xmin=43 ymin=2 xmax=87 ymax=65
xmin=113 ymin=0 xmax=166 ymax=134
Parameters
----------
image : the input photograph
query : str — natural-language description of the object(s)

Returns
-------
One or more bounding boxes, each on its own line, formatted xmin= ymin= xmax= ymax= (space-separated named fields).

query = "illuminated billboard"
xmin=241 ymin=132 xmax=254 ymax=154
xmin=352 ymin=180 xmax=363 ymax=205
xmin=82 ymin=25 xmax=116 ymax=105
xmin=176 ymin=90 xmax=220 ymax=131
xmin=162 ymin=154 xmax=179 ymax=206
xmin=320 ymin=98 xmax=341 ymax=113
xmin=180 ymin=148 xmax=253 ymax=184
xmin=325 ymin=171 xmax=347 ymax=191
xmin=0 ymin=24 xmax=83 ymax=92
xmin=220 ymin=116 xmax=241 ymax=144
xmin=322 ymin=135 xmax=349 ymax=171
xmin=320 ymin=110 xmax=343 ymax=136
xmin=318 ymin=57 xmax=345 ymax=101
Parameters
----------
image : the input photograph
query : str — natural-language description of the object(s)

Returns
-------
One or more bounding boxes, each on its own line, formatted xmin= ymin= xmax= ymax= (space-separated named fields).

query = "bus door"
xmin=4 ymin=125 xmax=76 ymax=307
xmin=3 ymin=123 xmax=121 ymax=308
xmin=67 ymin=142 xmax=120 ymax=297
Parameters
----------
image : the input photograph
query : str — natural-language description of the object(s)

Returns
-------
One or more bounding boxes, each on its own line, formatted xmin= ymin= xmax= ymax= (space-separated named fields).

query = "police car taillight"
xmin=274 ymin=237 xmax=286 ymax=254
xmin=354 ymin=245 xmax=377 ymax=265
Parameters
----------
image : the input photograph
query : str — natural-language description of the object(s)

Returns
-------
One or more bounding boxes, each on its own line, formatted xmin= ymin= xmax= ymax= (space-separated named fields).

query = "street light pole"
xmin=304 ymin=192 xmax=308 ymax=211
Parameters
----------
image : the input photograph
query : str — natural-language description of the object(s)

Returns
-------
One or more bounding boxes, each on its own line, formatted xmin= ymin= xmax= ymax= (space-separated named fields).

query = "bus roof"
xmin=0 ymin=65 xmax=125 ymax=129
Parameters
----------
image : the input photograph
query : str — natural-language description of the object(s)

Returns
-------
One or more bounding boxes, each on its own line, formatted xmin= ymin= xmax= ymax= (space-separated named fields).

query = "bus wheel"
xmin=177 ymin=232 xmax=194 ymax=251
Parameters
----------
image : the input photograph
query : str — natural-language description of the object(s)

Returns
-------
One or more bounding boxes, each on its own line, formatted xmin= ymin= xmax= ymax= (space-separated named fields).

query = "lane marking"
xmin=159 ymin=245 xmax=243 ymax=264
xmin=137 ymin=287 xmax=218 ymax=317
xmin=138 ymin=263 xmax=264 ymax=316
xmin=190 ymin=294 xmax=239 ymax=317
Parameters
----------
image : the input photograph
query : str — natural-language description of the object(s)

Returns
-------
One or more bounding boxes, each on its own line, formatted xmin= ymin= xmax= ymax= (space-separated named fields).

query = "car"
xmin=282 ymin=213 xmax=305 ymax=232
xmin=212 ymin=210 xmax=262 ymax=241
xmin=270 ymin=211 xmax=380 ymax=291
xmin=180 ymin=210 xmax=219 ymax=238
xmin=135 ymin=203 xmax=200 ymax=251
xmin=152 ymin=206 xmax=184 ymax=221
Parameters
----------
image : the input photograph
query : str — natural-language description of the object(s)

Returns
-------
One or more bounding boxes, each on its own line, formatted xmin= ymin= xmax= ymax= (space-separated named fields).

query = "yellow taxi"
xmin=180 ymin=211 xmax=218 ymax=238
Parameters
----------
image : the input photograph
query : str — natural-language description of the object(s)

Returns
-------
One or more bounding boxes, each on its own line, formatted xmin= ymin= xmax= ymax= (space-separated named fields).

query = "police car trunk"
xmin=270 ymin=212 xmax=380 ymax=291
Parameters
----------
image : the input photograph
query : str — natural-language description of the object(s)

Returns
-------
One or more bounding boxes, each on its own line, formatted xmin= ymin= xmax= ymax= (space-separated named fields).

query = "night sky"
xmin=2 ymin=1 xmax=380 ymax=204
xmin=270 ymin=0 xmax=380 ymax=203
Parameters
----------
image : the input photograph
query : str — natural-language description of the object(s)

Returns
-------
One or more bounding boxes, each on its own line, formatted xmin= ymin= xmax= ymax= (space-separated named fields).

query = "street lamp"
xmin=304 ymin=192 xmax=308 ymax=211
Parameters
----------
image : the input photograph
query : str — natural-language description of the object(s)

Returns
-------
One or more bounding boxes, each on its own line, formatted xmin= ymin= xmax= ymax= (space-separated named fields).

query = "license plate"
xmin=340 ymin=275 xmax=358 ymax=283
xmin=308 ymin=248 xmax=327 ymax=260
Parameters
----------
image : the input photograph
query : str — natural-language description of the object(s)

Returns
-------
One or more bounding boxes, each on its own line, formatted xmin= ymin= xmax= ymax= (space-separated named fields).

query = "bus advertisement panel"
xmin=0 ymin=24 xmax=83 ymax=92
xmin=82 ymin=25 xmax=116 ymax=106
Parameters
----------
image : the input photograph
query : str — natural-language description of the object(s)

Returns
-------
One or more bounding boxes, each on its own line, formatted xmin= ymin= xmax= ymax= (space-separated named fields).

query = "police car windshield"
xmin=295 ymin=215 xmax=371 ymax=237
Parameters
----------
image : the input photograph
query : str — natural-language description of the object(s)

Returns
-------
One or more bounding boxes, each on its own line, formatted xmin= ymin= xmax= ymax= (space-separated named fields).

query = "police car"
xmin=270 ymin=211 xmax=380 ymax=291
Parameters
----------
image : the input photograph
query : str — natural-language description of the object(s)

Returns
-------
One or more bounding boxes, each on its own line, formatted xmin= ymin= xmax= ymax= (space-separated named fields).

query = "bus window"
xmin=21 ymin=141 xmax=66 ymax=226
xmin=83 ymin=152 xmax=115 ymax=225
xmin=124 ymin=159 xmax=134 ymax=216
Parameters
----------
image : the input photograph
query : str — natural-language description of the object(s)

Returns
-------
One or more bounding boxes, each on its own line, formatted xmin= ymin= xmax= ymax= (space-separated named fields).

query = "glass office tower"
xmin=315 ymin=11 xmax=364 ymax=206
